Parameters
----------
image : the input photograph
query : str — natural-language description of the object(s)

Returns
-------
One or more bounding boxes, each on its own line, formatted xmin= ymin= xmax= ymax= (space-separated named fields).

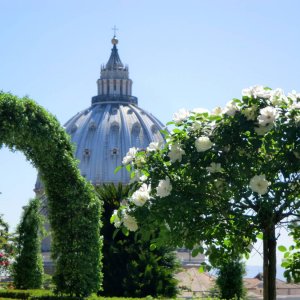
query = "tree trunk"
xmin=263 ymin=224 xmax=277 ymax=300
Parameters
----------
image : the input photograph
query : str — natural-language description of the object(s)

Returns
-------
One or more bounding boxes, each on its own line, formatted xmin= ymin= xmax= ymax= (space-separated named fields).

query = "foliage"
xmin=0 ymin=214 xmax=14 ymax=275
xmin=0 ymin=289 xmax=168 ymax=300
xmin=0 ymin=287 xmax=224 ymax=300
xmin=280 ymin=222 xmax=300 ymax=282
xmin=215 ymin=259 xmax=246 ymax=300
xmin=12 ymin=198 xmax=44 ymax=289
xmin=115 ymin=86 xmax=300 ymax=299
xmin=96 ymin=183 xmax=179 ymax=298
xmin=0 ymin=93 xmax=102 ymax=296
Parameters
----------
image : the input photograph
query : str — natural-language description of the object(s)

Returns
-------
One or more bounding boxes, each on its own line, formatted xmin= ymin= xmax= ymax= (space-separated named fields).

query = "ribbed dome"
xmin=35 ymin=35 xmax=165 ymax=194
xmin=35 ymin=35 xmax=167 ymax=258
xmin=64 ymin=102 xmax=165 ymax=185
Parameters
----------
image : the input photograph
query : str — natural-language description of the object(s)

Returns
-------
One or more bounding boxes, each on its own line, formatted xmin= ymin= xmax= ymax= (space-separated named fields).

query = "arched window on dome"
xmin=109 ymin=122 xmax=120 ymax=156
xmin=131 ymin=123 xmax=141 ymax=148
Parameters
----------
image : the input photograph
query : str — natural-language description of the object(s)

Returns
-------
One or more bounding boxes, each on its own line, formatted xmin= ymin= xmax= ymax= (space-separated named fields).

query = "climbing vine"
xmin=0 ymin=92 xmax=102 ymax=296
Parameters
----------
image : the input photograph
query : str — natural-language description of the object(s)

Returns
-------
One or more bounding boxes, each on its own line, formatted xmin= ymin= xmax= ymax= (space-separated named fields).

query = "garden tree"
xmin=12 ymin=198 xmax=44 ymax=289
xmin=114 ymin=86 xmax=300 ymax=300
xmin=97 ymin=183 xmax=179 ymax=298
xmin=0 ymin=93 xmax=102 ymax=296
xmin=0 ymin=214 xmax=13 ymax=275
xmin=215 ymin=258 xmax=246 ymax=300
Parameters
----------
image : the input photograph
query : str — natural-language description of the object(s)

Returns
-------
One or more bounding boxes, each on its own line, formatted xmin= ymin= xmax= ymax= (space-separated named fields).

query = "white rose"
xmin=291 ymin=102 xmax=300 ymax=110
xmin=147 ymin=141 xmax=161 ymax=152
xmin=206 ymin=162 xmax=223 ymax=173
xmin=242 ymin=105 xmax=257 ymax=121
xmin=139 ymin=175 xmax=148 ymax=182
xmin=242 ymin=85 xmax=271 ymax=99
xmin=195 ymin=136 xmax=213 ymax=152
xmin=123 ymin=213 xmax=138 ymax=232
xmin=192 ymin=107 xmax=209 ymax=114
xmin=112 ymin=210 xmax=122 ymax=228
xmin=211 ymin=106 xmax=223 ymax=116
xmin=223 ymin=101 xmax=239 ymax=116
xmin=173 ymin=108 xmax=190 ymax=124
xmin=190 ymin=121 xmax=202 ymax=131
xmin=131 ymin=183 xmax=151 ymax=206
xmin=249 ymin=174 xmax=270 ymax=195
xmin=254 ymin=124 xmax=274 ymax=135
xmin=257 ymin=106 xmax=278 ymax=126
xmin=156 ymin=177 xmax=172 ymax=198
xmin=270 ymin=88 xmax=287 ymax=106
xmin=168 ymin=142 xmax=185 ymax=162
xmin=122 ymin=147 xmax=138 ymax=165
xmin=288 ymin=90 xmax=300 ymax=101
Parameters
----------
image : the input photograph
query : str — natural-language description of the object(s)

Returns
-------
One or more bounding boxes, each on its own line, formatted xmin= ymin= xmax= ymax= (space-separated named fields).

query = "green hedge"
xmin=0 ymin=92 xmax=102 ymax=296
xmin=0 ymin=290 xmax=150 ymax=300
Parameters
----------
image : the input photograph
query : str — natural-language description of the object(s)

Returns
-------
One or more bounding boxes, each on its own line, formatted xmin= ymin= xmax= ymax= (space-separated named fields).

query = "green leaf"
xmin=125 ymin=164 xmax=131 ymax=172
xmin=198 ymin=265 xmax=205 ymax=273
xmin=166 ymin=121 xmax=175 ymax=126
xmin=172 ymin=128 xmax=182 ymax=134
xmin=257 ymin=232 xmax=263 ymax=240
xmin=150 ymin=244 xmax=157 ymax=251
xmin=110 ymin=214 xmax=116 ymax=223
xmin=122 ymin=227 xmax=129 ymax=237
xmin=112 ymin=229 xmax=119 ymax=240
xmin=114 ymin=165 xmax=123 ymax=174
xmin=281 ymin=261 xmax=290 ymax=268
xmin=289 ymin=245 xmax=295 ymax=251
xmin=192 ymin=248 xmax=199 ymax=257
xmin=278 ymin=245 xmax=287 ymax=252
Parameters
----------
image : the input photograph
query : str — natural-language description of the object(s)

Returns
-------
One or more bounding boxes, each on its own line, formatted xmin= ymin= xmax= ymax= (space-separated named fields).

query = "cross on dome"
xmin=112 ymin=25 xmax=118 ymax=37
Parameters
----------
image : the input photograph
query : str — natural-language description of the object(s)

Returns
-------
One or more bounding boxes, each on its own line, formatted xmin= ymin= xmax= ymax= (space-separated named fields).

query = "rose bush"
xmin=114 ymin=86 xmax=300 ymax=300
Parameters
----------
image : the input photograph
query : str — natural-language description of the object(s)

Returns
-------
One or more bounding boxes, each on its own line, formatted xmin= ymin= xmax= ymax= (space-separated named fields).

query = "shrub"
xmin=216 ymin=259 xmax=246 ymax=300
xmin=12 ymin=198 xmax=44 ymax=289
xmin=97 ymin=183 xmax=179 ymax=298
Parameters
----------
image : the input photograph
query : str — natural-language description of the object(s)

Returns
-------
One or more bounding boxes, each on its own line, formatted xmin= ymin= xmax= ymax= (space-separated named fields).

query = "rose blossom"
xmin=249 ymin=174 xmax=270 ymax=195
xmin=156 ymin=177 xmax=172 ymax=198
xmin=173 ymin=108 xmax=190 ymax=124
xmin=223 ymin=101 xmax=239 ymax=116
xmin=211 ymin=106 xmax=223 ymax=116
xmin=254 ymin=123 xmax=274 ymax=135
xmin=257 ymin=106 xmax=278 ymax=126
xmin=112 ymin=210 xmax=122 ymax=228
xmin=131 ymin=183 xmax=151 ymax=206
xmin=147 ymin=141 xmax=161 ymax=152
xmin=242 ymin=105 xmax=257 ymax=121
xmin=192 ymin=107 xmax=209 ymax=114
xmin=122 ymin=147 xmax=138 ymax=165
xmin=168 ymin=142 xmax=185 ymax=162
xmin=123 ymin=213 xmax=138 ymax=232
xmin=195 ymin=136 xmax=213 ymax=152
xmin=206 ymin=162 xmax=223 ymax=173
xmin=270 ymin=88 xmax=287 ymax=105
xmin=242 ymin=85 xmax=271 ymax=99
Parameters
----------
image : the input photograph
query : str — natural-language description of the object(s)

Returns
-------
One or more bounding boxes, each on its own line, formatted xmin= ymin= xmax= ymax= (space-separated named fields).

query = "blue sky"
xmin=1 ymin=0 xmax=299 ymax=268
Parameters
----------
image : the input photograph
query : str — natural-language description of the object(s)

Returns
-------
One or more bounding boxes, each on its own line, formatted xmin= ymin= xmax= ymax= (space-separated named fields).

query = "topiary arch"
xmin=0 ymin=92 xmax=102 ymax=296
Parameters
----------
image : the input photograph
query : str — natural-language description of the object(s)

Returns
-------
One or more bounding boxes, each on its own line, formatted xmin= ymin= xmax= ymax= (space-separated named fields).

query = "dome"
xmin=35 ymin=35 xmax=165 ymax=193
xmin=64 ymin=103 xmax=165 ymax=185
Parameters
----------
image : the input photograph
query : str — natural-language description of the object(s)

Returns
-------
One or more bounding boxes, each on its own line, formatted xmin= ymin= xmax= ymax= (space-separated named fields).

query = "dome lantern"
xmin=93 ymin=35 xmax=137 ymax=105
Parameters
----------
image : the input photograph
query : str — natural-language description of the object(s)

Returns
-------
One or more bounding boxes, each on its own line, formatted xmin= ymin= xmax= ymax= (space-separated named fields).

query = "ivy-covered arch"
xmin=0 ymin=92 xmax=102 ymax=296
